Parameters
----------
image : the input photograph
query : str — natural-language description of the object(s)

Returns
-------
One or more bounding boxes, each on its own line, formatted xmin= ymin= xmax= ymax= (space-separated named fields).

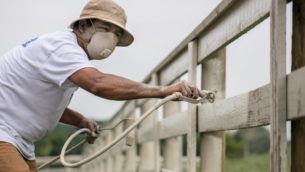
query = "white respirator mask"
xmin=78 ymin=19 xmax=119 ymax=60
xmin=87 ymin=31 xmax=118 ymax=60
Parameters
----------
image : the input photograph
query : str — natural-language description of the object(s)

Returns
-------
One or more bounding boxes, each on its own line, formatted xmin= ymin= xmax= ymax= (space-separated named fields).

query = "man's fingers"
xmin=88 ymin=121 xmax=98 ymax=133
xmin=180 ymin=80 xmax=201 ymax=99
xmin=182 ymin=81 xmax=192 ymax=97
xmin=181 ymin=85 xmax=188 ymax=96
xmin=190 ymin=87 xmax=199 ymax=99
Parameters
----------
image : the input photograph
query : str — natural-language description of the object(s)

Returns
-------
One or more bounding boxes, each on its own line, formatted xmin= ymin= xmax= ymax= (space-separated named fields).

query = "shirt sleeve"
xmin=39 ymin=44 xmax=95 ymax=87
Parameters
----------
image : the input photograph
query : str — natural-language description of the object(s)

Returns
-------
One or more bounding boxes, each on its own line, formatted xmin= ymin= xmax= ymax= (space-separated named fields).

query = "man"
xmin=0 ymin=0 xmax=200 ymax=171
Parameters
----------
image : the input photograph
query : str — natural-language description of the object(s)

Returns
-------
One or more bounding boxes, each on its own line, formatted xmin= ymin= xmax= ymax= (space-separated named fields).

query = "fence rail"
xmin=79 ymin=0 xmax=303 ymax=172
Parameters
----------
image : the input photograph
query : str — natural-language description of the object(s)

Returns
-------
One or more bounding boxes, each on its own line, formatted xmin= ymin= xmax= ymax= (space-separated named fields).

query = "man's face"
xmin=93 ymin=20 xmax=123 ymax=39
xmin=79 ymin=20 xmax=123 ymax=43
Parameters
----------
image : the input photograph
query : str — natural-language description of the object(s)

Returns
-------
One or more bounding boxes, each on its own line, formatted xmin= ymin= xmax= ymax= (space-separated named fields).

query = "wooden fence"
xmin=80 ymin=0 xmax=305 ymax=171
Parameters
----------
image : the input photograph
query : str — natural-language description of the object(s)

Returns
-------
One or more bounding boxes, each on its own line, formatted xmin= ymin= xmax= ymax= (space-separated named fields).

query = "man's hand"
xmin=162 ymin=80 xmax=200 ymax=99
xmin=78 ymin=118 xmax=98 ymax=133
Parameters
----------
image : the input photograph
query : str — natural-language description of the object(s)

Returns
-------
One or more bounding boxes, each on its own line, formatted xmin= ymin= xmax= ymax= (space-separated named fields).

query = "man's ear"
xmin=78 ymin=20 xmax=87 ymax=33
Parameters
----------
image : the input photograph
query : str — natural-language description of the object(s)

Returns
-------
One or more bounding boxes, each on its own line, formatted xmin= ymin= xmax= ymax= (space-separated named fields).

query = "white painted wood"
xmin=138 ymin=99 xmax=157 ymax=171
xmin=142 ymin=0 xmax=235 ymax=84
xmin=136 ymin=98 xmax=149 ymax=107
xmin=200 ymin=133 xmax=225 ymax=172
xmin=200 ymin=49 xmax=226 ymax=172
xmin=137 ymin=123 xmax=154 ymax=143
xmin=159 ymin=111 xmax=188 ymax=140
xmin=270 ymin=0 xmax=287 ymax=171
xmin=106 ymin=132 xmax=114 ymax=172
xmin=187 ymin=40 xmax=198 ymax=172
xmin=159 ymin=48 xmax=188 ymax=85
xmin=108 ymin=101 xmax=136 ymax=128
xmin=113 ymin=122 xmax=124 ymax=172
xmin=198 ymin=84 xmax=270 ymax=132
xmin=121 ymin=101 xmax=136 ymax=119
xmin=137 ymin=111 xmax=188 ymax=143
xmin=136 ymin=66 xmax=305 ymax=142
xmin=123 ymin=110 xmax=137 ymax=172
xmin=142 ymin=0 xmax=270 ymax=85
xmin=198 ymin=0 xmax=270 ymax=62
xmin=152 ymin=73 xmax=160 ymax=172
xmin=198 ymin=66 xmax=305 ymax=132
xmin=163 ymin=95 xmax=183 ymax=172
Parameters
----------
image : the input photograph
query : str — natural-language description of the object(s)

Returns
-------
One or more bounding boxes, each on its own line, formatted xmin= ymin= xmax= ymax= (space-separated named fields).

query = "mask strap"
xmin=89 ymin=19 xmax=97 ymax=34
xmin=77 ymin=37 xmax=89 ymax=46
xmin=76 ymin=19 xmax=96 ymax=46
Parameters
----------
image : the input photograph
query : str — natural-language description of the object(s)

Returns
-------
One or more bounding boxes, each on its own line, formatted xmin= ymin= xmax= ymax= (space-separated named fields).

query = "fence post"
xmin=187 ymin=40 xmax=198 ymax=172
xmin=200 ymin=49 xmax=226 ymax=172
xmin=152 ymin=74 xmax=161 ymax=172
xmin=138 ymin=76 xmax=159 ymax=172
xmin=291 ymin=0 xmax=305 ymax=171
xmin=163 ymin=81 xmax=182 ymax=172
xmin=100 ymin=135 xmax=107 ymax=172
xmin=270 ymin=0 xmax=287 ymax=171
xmin=114 ymin=122 xmax=124 ymax=172
xmin=123 ymin=109 xmax=137 ymax=172
xmin=106 ymin=132 xmax=114 ymax=172
xmin=102 ymin=135 xmax=107 ymax=171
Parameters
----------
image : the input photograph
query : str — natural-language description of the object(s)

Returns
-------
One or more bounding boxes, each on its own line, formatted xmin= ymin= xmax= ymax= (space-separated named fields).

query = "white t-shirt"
xmin=0 ymin=31 xmax=94 ymax=160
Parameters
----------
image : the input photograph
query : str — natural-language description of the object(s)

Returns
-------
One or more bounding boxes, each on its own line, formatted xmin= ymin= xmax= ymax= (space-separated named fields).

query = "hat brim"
xmin=70 ymin=16 xmax=134 ymax=47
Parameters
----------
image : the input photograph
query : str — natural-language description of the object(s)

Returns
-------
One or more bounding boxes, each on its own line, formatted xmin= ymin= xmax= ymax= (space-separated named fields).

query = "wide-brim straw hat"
xmin=70 ymin=0 xmax=134 ymax=46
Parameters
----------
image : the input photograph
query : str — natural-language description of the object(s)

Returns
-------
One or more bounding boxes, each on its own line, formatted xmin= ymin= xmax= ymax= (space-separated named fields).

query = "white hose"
xmin=38 ymin=90 xmax=215 ymax=169
xmin=59 ymin=91 xmax=214 ymax=168
xmin=60 ymin=93 xmax=180 ymax=167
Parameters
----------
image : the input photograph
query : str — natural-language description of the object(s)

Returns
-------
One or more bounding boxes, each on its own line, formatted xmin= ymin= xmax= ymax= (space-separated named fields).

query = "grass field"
xmin=225 ymin=154 xmax=270 ymax=172
xmin=194 ymin=150 xmax=291 ymax=172
xmin=225 ymin=145 xmax=291 ymax=172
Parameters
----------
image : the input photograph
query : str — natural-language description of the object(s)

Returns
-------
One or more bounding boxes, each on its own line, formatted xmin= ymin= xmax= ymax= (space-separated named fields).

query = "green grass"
xmin=194 ymin=149 xmax=291 ymax=172
xmin=225 ymin=154 xmax=270 ymax=172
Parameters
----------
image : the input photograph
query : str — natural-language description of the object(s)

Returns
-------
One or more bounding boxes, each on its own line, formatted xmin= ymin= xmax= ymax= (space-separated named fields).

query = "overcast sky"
xmin=0 ymin=0 xmax=293 ymax=138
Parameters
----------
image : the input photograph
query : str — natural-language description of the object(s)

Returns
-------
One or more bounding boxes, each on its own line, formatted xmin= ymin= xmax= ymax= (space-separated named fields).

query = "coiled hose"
xmin=38 ymin=90 xmax=215 ymax=169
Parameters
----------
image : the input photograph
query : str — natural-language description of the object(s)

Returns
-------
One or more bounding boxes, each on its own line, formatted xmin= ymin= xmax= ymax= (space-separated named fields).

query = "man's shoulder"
xmin=40 ymin=30 xmax=76 ymax=45
xmin=33 ymin=30 xmax=85 ymax=55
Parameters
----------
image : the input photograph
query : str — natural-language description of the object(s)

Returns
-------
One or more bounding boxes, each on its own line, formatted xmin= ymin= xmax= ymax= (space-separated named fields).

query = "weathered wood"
xmin=270 ymin=0 xmax=287 ymax=171
xmin=159 ymin=111 xmax=188 ymax=140
xmin=287 ymin=67 xmax=305 ymax=120
xmin=113 ymin=122 xmax=124 ymax=172
xmin=198 ymin=84 xmax=270 ymax=132
xmin=291 ymin=0 xmax=305 ymax=171
xmin=134 ymin=66 xmax=305 ymax=141
xmin=200 ymin=49 xmax=226 ymax=172
xmin=123 ymin=110 xmax=137 ymax=172
xmin=142 ymin=0 xmax=271 ymax=85
xmin=159 ymin=48 xmax=188 ymax=85
xmin=138 ymin=99 xmax=158 ymax=171
xmin=121 ymin=101 xmax=136 ymax=118
xmin=187 ymin=40 xmax=197 ymax=172
xmin=198 ymin=66 xmax=305 ymax=132
xmin=137 ymin=111 xmax=188 ymax=143
xmin=152 ymin=73 xmax=161 ymax=172
xmin=198 ymin=0 xmax=270 ymax=63
xmin=163 ymin=91 xmax=182 ymax=172
xmin=108 ymin=101 xmax=136 ymax=128
xmin=106 ymin=132 xmax=114 ymax=172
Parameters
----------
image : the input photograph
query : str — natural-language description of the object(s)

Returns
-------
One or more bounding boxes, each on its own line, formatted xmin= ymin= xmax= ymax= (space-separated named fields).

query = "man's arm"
xmin=68 ymin=67 xmax=200 ymax=100
xmin=60 ymin=108 xmax=97 ymax=132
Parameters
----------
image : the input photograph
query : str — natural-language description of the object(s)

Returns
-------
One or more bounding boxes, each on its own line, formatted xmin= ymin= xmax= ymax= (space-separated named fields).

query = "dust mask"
xmin=87 ymin=32 xmax=118 ymax=60
xmin=77 ymin=19 xmax=119 ymax=60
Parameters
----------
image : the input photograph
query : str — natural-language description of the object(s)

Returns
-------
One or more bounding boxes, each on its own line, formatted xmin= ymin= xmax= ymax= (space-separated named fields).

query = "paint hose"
xmin=39 ymin=90 xmax=215 ymax=169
